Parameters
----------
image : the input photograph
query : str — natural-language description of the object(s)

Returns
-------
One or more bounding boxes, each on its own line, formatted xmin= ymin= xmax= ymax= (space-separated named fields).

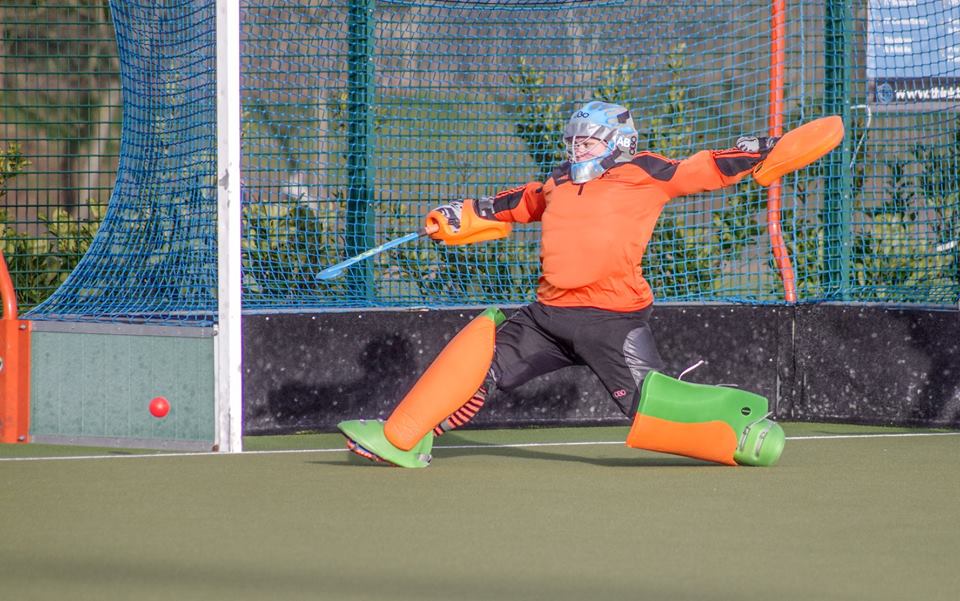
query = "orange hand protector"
xmin=384 ymin=308 xmax=505 ymax=451
xmin=753 ymin=115 xmax=845 ymax=186
xmin=425 ymin=198 xmax=511 ymax=245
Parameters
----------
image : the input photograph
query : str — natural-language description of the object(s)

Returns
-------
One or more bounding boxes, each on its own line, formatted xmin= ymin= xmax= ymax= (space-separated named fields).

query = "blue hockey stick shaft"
xmin=316 ymin=226 xmax=434 ymax=280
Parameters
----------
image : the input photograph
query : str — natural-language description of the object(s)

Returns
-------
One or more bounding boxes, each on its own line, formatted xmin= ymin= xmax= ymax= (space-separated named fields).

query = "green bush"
xmin=1 ymin=142 xmax=105 ymax=310
xmin=242 ymin=194 xmax=349 ymax=302
xmin=0 ymin=143 xmax=28 ymax=200
xmin=508 ymin=57 xmax=566 ymax=182
xmin=849 ymin=148 xmax=959 ymax=303
xmin=0 ymin=203 xmax=103 ymax=310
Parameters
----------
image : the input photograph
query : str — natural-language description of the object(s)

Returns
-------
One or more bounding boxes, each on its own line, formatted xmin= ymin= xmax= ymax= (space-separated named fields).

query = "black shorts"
xmin=490 ymin=302 xmax=665 ymax=415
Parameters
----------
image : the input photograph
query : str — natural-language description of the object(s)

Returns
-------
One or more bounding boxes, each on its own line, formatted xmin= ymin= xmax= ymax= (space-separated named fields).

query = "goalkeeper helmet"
xmin=564 ymin=101 xmax=638 ymax=184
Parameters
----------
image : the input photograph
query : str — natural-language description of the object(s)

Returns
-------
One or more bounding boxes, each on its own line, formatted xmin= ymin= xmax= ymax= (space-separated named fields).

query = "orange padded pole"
xmin=768 ymin=0 xmax=797 ymax=303
xmin=0 ymin=249 xmax=31 ymax=444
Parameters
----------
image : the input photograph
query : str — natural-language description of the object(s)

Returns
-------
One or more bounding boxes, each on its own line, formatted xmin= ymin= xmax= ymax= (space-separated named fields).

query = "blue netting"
xmin=28 ymin=0 xmax=219 ymax=322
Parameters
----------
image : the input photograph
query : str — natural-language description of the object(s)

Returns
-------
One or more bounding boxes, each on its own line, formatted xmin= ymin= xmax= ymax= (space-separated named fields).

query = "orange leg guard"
xmin=383 ymin=308 xmax=504 ymax=451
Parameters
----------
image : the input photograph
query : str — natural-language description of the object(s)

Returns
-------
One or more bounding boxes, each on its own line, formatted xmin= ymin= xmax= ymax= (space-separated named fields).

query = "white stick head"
xmin=316 ymin=265 xmax=348 ymax=280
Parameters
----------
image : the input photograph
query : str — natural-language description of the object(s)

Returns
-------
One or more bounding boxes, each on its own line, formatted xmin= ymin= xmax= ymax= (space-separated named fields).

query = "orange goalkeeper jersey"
xmin=488 ymin=148 xmax=764 ymax=312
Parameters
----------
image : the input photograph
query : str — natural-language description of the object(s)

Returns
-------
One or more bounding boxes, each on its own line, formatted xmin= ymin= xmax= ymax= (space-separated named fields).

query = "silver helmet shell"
xmin=564 ymin=101 xmax=638 ymax=183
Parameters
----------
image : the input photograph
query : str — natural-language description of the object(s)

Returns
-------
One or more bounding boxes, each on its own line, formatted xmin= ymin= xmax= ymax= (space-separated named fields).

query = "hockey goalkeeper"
xmin=339 ymin=101 xmax=793 ymax=468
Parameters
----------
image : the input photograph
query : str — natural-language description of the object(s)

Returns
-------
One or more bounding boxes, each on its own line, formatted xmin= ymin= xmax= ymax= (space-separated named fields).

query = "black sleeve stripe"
xmin=492 ymin=185 xmax=527 ymax=213
xmin=629 ymin=152 xmax=680 ymax=182
xmin=715 ymin=153 xmax=762 ymax=177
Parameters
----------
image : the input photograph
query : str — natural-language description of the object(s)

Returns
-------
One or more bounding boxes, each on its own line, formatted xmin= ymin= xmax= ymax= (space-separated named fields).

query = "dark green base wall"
xmin=29 ymin=323 xmax=216 ymax=450
xmin=782 ymin=304 xmax=960 ymax=426
xmin=242 ymin=304 xmax=960 ymax=435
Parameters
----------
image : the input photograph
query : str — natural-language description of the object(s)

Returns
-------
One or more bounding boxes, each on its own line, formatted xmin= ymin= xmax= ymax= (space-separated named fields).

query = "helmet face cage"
xmin=565 ymin=123 xmax=616 ymax=163
xmin=563 ymin=101 xmax=638 ymax=183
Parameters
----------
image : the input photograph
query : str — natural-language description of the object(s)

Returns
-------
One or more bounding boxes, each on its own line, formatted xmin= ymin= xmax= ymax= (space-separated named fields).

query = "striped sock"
xmin=433 ymin=385 xmax=487 ymax=436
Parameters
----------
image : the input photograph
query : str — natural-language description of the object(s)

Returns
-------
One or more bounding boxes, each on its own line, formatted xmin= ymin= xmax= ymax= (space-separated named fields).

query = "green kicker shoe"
xmin=634 ymin=371 xmax=786 ymax=467
xmin=338 ymin=419 xmax=433 ymax=468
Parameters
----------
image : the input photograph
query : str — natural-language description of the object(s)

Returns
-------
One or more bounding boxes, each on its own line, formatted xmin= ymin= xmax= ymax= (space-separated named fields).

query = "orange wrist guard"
xmin=425 ymin=199 xmax=511 ymax=245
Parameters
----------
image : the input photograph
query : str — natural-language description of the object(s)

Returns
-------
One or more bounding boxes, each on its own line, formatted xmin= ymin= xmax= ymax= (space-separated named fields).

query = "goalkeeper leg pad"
xmin=626 ymin=371 xmax=785 ymax=466
xmin=383 ymin=308 xmax=505 ymax=451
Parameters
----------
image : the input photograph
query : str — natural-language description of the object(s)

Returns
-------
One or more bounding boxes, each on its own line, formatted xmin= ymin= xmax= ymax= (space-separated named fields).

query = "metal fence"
xmin=0 ymin=0 xmax=957 ymax=324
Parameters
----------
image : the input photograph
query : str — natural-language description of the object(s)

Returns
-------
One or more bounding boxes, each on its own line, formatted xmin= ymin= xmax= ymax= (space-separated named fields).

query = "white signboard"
xmin=867 ymin=0 xmax=960 ymax=104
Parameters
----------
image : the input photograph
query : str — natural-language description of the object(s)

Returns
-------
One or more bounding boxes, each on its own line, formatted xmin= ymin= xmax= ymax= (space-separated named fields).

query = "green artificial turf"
xmin=2 ymin=424 xmax=957 ymax=601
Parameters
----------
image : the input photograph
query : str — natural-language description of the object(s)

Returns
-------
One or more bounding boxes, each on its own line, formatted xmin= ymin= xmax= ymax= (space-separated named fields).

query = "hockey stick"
xmin=316 ymin=224 xmax=439 ymax=280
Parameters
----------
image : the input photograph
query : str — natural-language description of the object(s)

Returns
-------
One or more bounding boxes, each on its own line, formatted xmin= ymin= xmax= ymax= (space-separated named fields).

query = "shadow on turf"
xmin=439 ymin=445 xmax=715 ymax=467
xmin=310 ymin=445 xmax=717 ymax=468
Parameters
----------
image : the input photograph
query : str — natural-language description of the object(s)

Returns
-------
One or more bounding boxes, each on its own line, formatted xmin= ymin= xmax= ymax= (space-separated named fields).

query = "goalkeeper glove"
xmin=425 ymin=198 xmax=510 ymax=245
xmin=736 ymin=135 xmax=779 ymax=158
